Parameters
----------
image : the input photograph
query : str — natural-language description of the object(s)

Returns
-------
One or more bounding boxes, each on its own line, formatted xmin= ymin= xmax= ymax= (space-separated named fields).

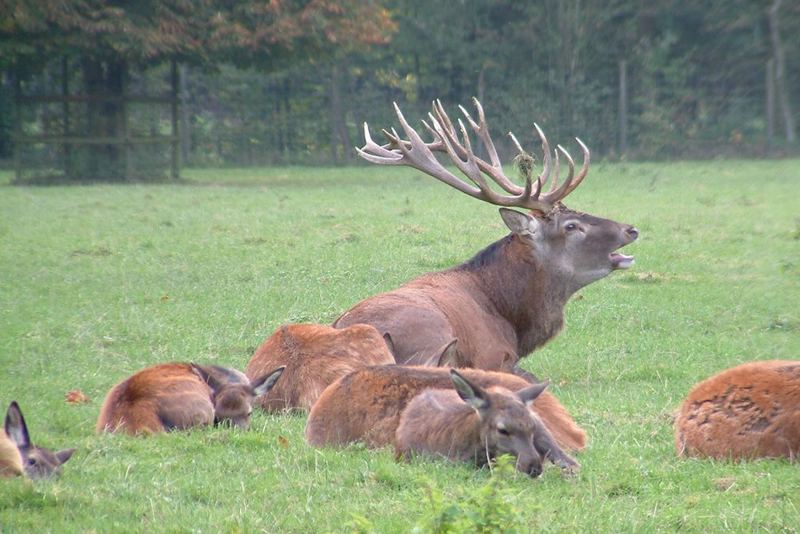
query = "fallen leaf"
xmin=65 ymin=390 xmax=90 ymax=404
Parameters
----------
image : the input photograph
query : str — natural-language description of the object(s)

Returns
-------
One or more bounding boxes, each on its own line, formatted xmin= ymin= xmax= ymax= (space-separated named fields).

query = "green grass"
xmin=1 ymin=160 xmax=799 ymax=532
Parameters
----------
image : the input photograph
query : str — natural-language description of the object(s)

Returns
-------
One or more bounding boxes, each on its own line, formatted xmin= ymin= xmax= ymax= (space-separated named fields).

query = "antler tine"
xmin=561 ymin=137 xmax=590 ymax=197
xmin=549 ymin=147 xmax=561 ymax=195
xmin=457 ymin=99 xmax=524 ymax=195
xmin=354 ymin=123 xmax=403 ymax=165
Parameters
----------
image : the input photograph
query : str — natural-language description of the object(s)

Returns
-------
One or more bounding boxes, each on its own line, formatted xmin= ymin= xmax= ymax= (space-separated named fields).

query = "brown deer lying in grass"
xmin=395 ymin=370 xmax=549 ymax=476
xmin=1 ymin=401 xmax=74 ymax=479
xmin=675 ymin=360 xmax=800 ymax=460
xmin=305 ymin=364 xmax=583 ymax=470
xmin=96 ymin=362 xmax=284 ymax=434
xmin=245 ymin=323 xmax=394 ymax=411
xmin=334 ymin=99 xmax=638 ymax=378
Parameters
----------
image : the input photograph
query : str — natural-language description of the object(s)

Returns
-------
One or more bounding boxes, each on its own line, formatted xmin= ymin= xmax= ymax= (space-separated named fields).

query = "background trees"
xmin=1 ymin=0 xmax=797 ymax=175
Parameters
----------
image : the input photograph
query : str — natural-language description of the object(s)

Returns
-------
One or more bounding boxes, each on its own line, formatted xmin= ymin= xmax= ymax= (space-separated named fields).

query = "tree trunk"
xmin=767 ymin=0 xmax=796 ymax=144
xmin=329 ymin=60 xmax=352 ymax=164
xmin=81 ymin=57 xmax=128 ymax=180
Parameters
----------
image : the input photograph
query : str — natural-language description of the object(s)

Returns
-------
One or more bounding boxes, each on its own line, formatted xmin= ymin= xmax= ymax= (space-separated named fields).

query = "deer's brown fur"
xmin=245 ymin=323 xmax=394 ymax=411
xmin=305 ymin=364 xmax=585 ymax=464
xmin=675 ymin=360 xmax=800 ymax=460
xmin=335 ymin=208 xmax=637 ymax=377
xmin=96 ymin=362 xmax=284 ymax=434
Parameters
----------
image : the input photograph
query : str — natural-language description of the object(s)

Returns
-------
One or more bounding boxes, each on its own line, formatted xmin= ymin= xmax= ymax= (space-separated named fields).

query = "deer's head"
xmin=450 ymin=369 xmax=549 ymax=477
xmin=4 ymin=401 xmax=75 ymax=479
xmin=191 ymin=364 xmax=285 ymax=429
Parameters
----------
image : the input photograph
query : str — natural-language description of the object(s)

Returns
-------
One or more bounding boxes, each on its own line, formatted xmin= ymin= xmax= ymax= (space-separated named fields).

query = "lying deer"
xmin=675 ymin=360 xmax=800 ymax=460
xmin=1 ymin=401 xmax=74 ymax=479
xmin=245 ymin=323 xmax=394 ymax=411
xmin=96 ymin=362 xmax=285 ymax=434
xmin=305 ymin=364 xmax=582 ymax=470
xmin=395 ymin=370 xmax=550 ymax=476
xmin=335 ymin=99 xmax=638 ymax=377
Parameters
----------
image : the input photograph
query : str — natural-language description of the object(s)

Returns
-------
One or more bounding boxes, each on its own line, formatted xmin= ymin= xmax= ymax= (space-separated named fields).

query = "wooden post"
xmin=61 ymin=57 xmax=74 ymax=178
xmin=121 ymin=66 xmax=131 ymax=181
xmin=12 ymin=72 xmax=21 ymax=183
xmin=618 ymin=60 xmax=628 ymax=157
xmin=766 ymin=59 xmax=775 ymax=153
xmin=179 ymin=64 xmax=190 ymax=164
xmin=170 ymin=60 xmax=180 ymax=179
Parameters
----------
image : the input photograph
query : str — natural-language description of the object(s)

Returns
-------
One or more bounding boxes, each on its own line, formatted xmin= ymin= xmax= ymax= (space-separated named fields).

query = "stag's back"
xmin=305 ymin=365 xmax=585 ymax=451
xmin=96 ymin=363 xmax=214 ymax=434
xmin=675 ymin=360 xmax=800 ymax=459
xmin=245 ymin=323 xmax=394 ymax=411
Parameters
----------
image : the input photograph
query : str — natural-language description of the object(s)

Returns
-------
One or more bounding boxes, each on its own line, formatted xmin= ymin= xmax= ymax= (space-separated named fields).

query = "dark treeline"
xmin=2 ymin=0 xmax=799 ymax=172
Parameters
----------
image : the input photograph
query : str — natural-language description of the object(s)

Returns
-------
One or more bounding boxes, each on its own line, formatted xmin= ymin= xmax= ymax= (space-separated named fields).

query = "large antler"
xmin=356 ymin=98 xmax=590 ymax=213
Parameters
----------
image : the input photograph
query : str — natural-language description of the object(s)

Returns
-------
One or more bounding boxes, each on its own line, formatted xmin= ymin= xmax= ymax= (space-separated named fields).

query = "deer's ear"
xmin=191 ymin=363 xmax=225 ymax=394
xmin=435 ymin=339 xmax=459 ymax=367
xmin=517 ymin=380 xmax=549 ymax=406
xmin=449 ymin=370 xmax=490 ymax=412
xmin=499 ymin=208 xmax=541 ymax=237
xmin=56 ymin=448 xmax=76 ymax=465
xmin=382 ymin=332 xmax=396 ymax=357
xmin=5 ymin=401 xmax=30 ymax=449
xmin=251 ymin=366 xmax=286 ymax=396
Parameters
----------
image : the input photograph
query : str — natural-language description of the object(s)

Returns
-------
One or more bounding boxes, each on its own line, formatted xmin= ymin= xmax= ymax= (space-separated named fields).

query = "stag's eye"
xmin=497 ymin=427 xmax=510 ymax=436
xmin=564 ymin=222 xmax=578 ymax=232
xmin=27 ymin=457 xmax=37 ymax=466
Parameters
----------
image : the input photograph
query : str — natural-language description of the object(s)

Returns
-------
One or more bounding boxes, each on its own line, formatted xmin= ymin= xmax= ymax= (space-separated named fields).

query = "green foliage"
xmin=412 ymin=456 xmax=530 ymax=534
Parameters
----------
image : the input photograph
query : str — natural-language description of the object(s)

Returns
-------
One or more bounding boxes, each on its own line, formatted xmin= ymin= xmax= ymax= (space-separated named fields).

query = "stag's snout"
xmin=609 ymin=223 xmax=639 ymax=271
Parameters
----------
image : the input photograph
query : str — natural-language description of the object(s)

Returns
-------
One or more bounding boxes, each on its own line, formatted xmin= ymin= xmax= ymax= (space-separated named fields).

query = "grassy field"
xmin=0 ymin=160 xmax=799 ymax=532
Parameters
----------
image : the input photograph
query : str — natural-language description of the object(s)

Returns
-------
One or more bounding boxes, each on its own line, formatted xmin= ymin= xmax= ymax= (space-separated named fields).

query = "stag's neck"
xmin=457 ymin=234 xmax=572 ymax=356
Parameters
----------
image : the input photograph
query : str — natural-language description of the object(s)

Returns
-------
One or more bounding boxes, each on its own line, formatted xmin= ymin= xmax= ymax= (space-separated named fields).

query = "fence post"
xmin=766 ymin=59 xmax=775 ymax=154
xmin=170 ymin=60 xmax=180 ymax=180
xmin=618 ymin=59 xmax=628 ymax=157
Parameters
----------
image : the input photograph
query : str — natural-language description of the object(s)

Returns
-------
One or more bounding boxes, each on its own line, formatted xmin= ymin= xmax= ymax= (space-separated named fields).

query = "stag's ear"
xmin=251 ymin=366 xmax=286 ymax=396
xmin=517 ymin=380 xmax=549 ymax=406
xmin=56 ymin=448 xmax=76 ymax=465
xmin=499 ymin=208 xmax=541 ymax=238
xmin=450 ymin=370 xmax=490 ymax=412
xmin=435 ymin=339 xmax=459 ymax=367
xmin=5 ymin=401 xmax=31 ymax=449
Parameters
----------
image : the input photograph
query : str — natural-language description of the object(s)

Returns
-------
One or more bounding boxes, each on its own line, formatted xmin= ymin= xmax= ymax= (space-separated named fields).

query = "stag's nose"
xmin=625 ymin=226 xmax=639 ymax=241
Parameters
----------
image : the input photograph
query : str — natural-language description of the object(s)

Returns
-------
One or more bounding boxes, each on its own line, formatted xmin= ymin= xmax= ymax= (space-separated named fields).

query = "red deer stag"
xmin=395 ymin=369 xmax=550 ymax=476
xmin=335 ymin=99 xmax=638 ymax=377
xmin=305 ymin=364 xmax=583 ymax=470
xmin=1 ymin=401 xmax=75 ymax=479
xmin=675 ymin=360 xmax=800 ymax=460
xmin=245 ymin=323 xmax=394 ymax=411
xmin=96 ymin=362 xmax=284 ymax=434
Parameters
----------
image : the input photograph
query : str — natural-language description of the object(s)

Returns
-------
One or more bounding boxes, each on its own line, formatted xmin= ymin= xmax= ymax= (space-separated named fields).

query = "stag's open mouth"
xmin=610 ymin=252 xmax=635 ymax=270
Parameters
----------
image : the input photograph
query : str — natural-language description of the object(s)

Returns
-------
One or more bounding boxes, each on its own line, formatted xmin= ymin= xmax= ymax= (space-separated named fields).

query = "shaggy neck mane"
xmin=454 ymin=234 xmax=570 ymax=356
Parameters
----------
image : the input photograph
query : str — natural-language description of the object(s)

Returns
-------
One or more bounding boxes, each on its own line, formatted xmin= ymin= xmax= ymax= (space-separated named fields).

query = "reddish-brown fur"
xmin=395 ymin=375 xmax=548 ymax=476
xmin=245 ymin=323 xmax=394 ymax=411
xmin=305 ymin=365 xmax=586 ymax=454
xmin=334 ymin=207 xmax=637 ymax=377
xmin=2 ymin=401 xmax=74 ymax=479
xmin=96 ymin=362 xmax=283 ymax=434
xmin=675 ymin=360 xmax=800 ymax=460
xmin=0 ymin=429 xmax=23 ymax=478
